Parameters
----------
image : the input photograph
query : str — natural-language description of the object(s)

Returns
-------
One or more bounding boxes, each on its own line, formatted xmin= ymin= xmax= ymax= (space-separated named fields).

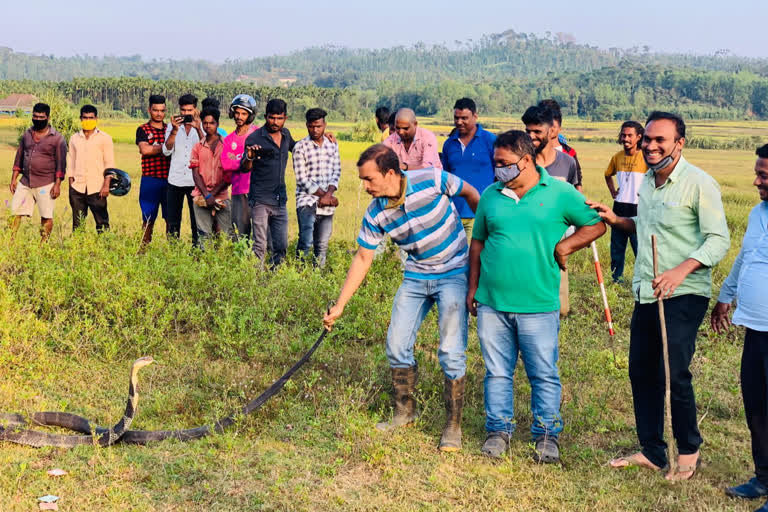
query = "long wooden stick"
xmin=652 ymin=234 xmax=676 ymax=476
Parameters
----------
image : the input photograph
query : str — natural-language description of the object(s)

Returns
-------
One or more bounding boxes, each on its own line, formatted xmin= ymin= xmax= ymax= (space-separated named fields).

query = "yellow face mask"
xmin=81 ymin=119 xmax=98 ymax=131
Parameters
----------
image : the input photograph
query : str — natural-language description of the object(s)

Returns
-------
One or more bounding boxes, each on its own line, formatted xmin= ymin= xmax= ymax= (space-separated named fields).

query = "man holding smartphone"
xmin=239 ymin=99 xmax=295 ymax=266
xmin=163 ymin=93 xmax=201 ymax=246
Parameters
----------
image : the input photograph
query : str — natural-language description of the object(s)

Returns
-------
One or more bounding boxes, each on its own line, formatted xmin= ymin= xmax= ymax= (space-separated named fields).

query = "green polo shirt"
xmin=472 ymin=167 xmax=601 ymax=313
xmin=631 ymin=156 xmax=730 ymax=304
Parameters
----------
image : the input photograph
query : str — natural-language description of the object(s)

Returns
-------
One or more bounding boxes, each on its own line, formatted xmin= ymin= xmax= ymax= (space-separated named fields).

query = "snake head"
xmin=132 ymin=356 xmax=155 ymax=372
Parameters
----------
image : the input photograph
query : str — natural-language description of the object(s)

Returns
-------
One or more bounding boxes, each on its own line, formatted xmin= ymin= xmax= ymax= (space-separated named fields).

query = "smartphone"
xmin=254 ymin=147 xmax=275 ymax=158
xmin=183 ymin=114 xmax=194 ymax=123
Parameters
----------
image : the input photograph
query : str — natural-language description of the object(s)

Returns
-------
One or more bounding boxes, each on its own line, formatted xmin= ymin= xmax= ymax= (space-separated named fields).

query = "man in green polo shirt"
xmin=467 ymin=130 xmax=605 ymax=462
xmin=588 ymin=111 xmax=730 ymax=481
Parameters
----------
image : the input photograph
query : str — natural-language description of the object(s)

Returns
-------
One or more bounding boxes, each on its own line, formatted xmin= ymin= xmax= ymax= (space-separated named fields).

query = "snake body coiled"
xmin=1 ymin=329 xmax=327 ymax=446
xmin=0 ymin=357 xmax=153 ymax=448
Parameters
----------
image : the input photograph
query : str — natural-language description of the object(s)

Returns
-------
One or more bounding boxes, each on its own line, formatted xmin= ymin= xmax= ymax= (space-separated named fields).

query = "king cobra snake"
xmin=0 ymin=356 xmax=154 ymax=448
xmin=0 ymin=330 xmax=327 ymax=447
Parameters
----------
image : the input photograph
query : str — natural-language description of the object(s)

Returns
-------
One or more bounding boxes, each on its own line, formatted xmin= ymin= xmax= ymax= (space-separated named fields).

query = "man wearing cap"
xmin=67 ymin=104 xmax=114 ymax=232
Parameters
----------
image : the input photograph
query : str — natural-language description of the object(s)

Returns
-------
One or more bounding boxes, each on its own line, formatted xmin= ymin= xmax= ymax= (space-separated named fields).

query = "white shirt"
xmin=163 ymin=124 xmax=200 ymax=187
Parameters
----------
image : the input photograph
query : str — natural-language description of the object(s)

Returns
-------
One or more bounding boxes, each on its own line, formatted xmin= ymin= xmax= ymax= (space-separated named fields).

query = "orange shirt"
xmin=66 ymin=129 xmax=114 ymax=194
xmin=190 ymin=136 xmax=230 ymax=201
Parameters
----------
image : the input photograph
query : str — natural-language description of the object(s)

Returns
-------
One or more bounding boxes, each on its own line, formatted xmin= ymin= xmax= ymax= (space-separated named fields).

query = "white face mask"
xmin=494 ymin=162 xmax=521 ymax=183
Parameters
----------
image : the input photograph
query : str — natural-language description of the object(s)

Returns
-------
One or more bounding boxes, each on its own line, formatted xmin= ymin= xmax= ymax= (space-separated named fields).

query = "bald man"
xmin=384 ymin=108 xmax=442 ymax=171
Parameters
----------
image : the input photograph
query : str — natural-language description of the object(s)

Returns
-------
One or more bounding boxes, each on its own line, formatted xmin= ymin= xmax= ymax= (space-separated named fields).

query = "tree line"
xmin=2 ymin=30 xmax=767 ymax=85
xmin=2 ymin=63 xmax=768 ymax=122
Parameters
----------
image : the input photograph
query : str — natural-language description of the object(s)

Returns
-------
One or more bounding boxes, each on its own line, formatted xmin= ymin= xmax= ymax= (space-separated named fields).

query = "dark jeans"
xmin=296 ymin=205 xmax=334 ymax=267
xmin=628 ymin=294 xmax=709 ymax=468
xmin=250 ymin=202 xmax=288 ymax=266
xmin=231 ymin=193 xmax=251 ymax=239
xmin=166 ymin=184 xmax=198 ymax=245
xmin=742 ymin=328 xmax=768 ymax=486
xmin=610 ymin=201 xmax=638 ymax=282
xmin=69 ymin=187 xmax=109 ymax=232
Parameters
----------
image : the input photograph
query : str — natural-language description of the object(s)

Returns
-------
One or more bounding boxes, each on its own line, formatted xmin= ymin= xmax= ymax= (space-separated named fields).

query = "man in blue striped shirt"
xmin=713 ymin=144 xmax=768 ymax=510
xmin=324 ymin=144 xmax=480 ymax=452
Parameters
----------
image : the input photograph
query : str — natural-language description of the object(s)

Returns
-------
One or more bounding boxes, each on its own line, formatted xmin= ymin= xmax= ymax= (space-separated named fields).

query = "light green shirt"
xmin=631 ymin=156 xmax=730 ymax=304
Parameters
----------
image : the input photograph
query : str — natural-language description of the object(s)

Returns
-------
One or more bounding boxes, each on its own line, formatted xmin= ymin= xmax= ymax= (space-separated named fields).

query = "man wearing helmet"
xmin=222 ymin=94 xmax=258 ymax=239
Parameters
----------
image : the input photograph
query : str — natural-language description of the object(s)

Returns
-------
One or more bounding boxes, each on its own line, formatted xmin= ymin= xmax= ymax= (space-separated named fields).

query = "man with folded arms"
xmin=292 ymin=108 xmax=341 ymax=267
xmin=190 ymin=108 xmax=232 ymax=244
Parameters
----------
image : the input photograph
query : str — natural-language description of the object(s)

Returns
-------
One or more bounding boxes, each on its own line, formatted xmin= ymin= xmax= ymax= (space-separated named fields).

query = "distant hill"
xmin=1 ymin=30 xmax=766 ymax=85
xmin=2 ymin=31 xmax=768 ymax=122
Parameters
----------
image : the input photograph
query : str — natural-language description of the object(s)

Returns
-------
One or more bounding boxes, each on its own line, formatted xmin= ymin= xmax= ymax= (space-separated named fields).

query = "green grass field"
xmin=0 ymin=117 xmax=764 ymax=511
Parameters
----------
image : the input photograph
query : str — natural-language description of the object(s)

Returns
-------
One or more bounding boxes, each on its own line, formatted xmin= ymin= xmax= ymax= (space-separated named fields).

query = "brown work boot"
xmin=376 ymin=365 xmax=418 ymax=431
xmin=439 ymin=375 xmax=465 ymax=452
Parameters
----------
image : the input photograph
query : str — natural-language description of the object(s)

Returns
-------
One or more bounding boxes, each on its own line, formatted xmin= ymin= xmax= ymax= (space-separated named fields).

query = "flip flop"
xmin=666 ymin=457 xmax=702 ymax=481
xmin=609 ymin=453 xmax=666 ymax=472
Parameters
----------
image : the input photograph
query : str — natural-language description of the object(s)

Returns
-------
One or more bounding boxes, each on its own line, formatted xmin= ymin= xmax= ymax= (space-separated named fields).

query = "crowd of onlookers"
xmin=9 ymin=93 xmax=768 ymax=509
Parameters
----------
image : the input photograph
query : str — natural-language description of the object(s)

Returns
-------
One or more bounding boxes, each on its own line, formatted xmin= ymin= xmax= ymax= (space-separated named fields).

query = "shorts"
xmin=139 ymin=176 xmax=168 ymax=223
xmin=11 ymin=182 xmax=55 ymax=219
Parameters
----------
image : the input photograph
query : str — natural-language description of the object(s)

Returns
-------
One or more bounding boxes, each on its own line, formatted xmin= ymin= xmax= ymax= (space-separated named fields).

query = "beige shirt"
xmin=67 ymin=129 xmax=115 ymax=194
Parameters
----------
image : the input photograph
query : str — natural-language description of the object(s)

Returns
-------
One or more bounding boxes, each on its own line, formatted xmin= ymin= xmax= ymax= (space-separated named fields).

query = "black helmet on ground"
xmin=103 ymin=168 xmax=131 ymax=196
xmin=229 ymin=94 xmax=257 ymax=124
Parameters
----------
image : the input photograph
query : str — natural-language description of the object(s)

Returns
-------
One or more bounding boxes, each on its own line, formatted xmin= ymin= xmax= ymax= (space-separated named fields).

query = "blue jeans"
xmin=477 ymin=305 xmax=563 ymax=439
xmin=387 ymin=273 xmax=469 ymax=379
xmin=138 ymin=176 xmax=168 ymax=223
xmin=610 ymin=201 xmax=638 ymax=282
xmin=250 ymin=202 xmax=288 ymax=266
xmin=296 ymin=205 xmax=334 ymax=267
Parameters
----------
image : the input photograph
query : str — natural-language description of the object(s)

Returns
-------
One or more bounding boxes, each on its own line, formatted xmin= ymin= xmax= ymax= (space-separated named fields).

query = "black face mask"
xmin=32 ymin=119 xmax=48 ymax=131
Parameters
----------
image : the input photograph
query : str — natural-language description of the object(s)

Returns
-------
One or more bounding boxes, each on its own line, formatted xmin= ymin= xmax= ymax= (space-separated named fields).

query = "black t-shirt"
xmin=240 ymin=126 xmax=296 ymax=206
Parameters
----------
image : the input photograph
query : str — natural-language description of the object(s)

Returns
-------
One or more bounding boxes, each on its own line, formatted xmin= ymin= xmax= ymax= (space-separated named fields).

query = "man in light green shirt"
xmin=588 ymin=111 xmax=729 ymax=481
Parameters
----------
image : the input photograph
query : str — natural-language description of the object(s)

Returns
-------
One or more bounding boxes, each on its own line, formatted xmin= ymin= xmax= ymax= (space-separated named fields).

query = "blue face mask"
xmin=645 ymin=147 xmax=679 ymax=173
xmin=494 ymin=162 xmax=521 ymax=183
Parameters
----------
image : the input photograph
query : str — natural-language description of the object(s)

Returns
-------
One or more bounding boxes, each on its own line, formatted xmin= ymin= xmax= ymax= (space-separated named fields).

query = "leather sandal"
xmin=666 ymin=457 xmax=702 ymax=481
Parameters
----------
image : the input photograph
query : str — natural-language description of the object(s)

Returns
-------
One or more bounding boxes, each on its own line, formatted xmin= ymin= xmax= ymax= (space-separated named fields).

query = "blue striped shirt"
xmin=357 ymin=168 xmax=468 ymax=279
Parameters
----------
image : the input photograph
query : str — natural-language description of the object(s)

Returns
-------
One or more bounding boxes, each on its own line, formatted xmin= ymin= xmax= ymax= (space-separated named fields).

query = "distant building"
xmin=0 ymin=93 xmax=38 ymax=115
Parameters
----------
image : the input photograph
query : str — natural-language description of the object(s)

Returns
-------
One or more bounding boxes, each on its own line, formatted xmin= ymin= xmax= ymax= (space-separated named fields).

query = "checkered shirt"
xmin=135 ymin=123 xmax=171 ymax=179
xmin=292 ymin=136 xmax=341 ymax=215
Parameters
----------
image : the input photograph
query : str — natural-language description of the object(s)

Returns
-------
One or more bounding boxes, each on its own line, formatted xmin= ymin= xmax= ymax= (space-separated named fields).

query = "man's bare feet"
xmin=609 ymin=452 xmax=663 ymax=471
xmin=665 ymin=451 xmax=700 ymax=481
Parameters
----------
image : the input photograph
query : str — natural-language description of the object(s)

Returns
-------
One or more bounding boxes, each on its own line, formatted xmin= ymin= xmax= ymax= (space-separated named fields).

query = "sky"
xmin=4 ymin=0 xmax=767 ymax=61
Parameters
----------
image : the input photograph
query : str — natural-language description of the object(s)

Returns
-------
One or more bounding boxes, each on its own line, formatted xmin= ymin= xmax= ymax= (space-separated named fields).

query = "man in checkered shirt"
xmin=292 ymin=108 xmax=341 ymax=267
xmin=135 ymin=94 xmax=171 ymax=247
